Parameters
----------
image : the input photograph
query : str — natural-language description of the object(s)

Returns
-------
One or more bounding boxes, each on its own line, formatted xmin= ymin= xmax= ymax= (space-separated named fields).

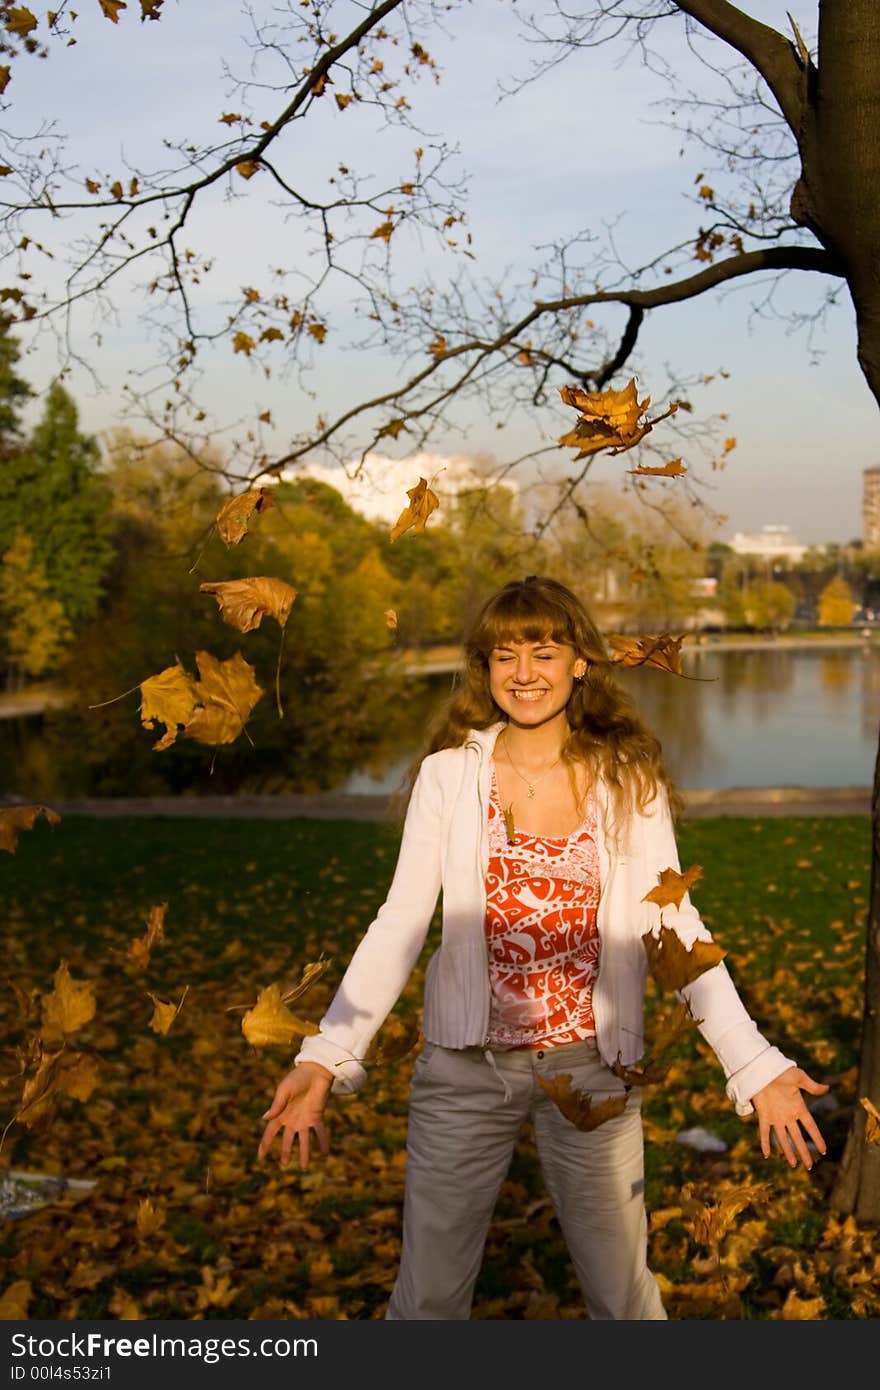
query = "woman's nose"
xmin=514 ymin=656 xmax=535 ymax=682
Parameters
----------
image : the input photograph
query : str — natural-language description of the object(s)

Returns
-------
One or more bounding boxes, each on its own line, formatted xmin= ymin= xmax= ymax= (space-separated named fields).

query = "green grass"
xmin=0 ymin=810 xmax=873 ymax=1320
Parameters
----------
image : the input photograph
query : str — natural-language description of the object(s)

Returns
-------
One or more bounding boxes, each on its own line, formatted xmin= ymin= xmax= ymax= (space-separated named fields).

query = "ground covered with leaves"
xmin=0 ymin=812 xmax=874 ymax=1320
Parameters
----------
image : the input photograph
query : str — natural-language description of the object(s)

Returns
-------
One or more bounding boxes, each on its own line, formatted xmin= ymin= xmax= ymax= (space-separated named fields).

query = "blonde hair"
xmin=396 ymin=574 xmax=682 ymax=827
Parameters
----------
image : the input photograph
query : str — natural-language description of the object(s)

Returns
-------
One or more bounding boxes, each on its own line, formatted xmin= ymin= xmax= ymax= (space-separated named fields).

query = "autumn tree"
xmin=1 ymin=0 xmax=879 ymax=1217
xmin=0 ymin=532 xmax=71 ymax=683
xmin=818 ymin=573 xmax=857 ymax=626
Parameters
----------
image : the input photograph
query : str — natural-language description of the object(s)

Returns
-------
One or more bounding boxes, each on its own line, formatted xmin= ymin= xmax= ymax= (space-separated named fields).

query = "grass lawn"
xmin=0 ymin=811 xmax=874 ymax=1320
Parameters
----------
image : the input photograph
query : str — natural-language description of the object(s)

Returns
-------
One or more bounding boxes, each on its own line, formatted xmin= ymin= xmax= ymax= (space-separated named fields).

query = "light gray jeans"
xmin=386 ymin=1037 xmax=667 ymax=1320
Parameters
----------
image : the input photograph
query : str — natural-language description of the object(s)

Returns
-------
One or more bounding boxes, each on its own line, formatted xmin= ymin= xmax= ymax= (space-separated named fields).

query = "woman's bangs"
xmin=475 ymin=599 xmax=573 ymax=655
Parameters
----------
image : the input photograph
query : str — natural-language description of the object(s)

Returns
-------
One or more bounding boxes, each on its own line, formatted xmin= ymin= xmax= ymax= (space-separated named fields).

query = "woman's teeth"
xmin=513 ymin=690 xmax=545 ymax=700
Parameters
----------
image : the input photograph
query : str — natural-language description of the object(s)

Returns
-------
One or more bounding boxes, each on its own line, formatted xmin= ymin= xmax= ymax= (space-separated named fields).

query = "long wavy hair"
xmin=395 ymin=574 xmax=682 ymax=828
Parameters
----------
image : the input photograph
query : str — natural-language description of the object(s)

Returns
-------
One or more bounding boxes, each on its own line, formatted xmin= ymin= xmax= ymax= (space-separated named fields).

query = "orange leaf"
xmin=200 ymin=576 xmax=297 ymax=632
xmin=643 ymin=865 xmax=704 ymax=912
xmin=0 ymin=803 xmax=61 ymax=853
xmin=558 ymin=378 xmax=678 ymax=460
xmin=0 ymin=67 xmax=11 ymax=94
xmin=335 ymin=93 xmax=354 ymax=110
xmin=183 ymin=651 xmax=263 ymax=746
xmin=389 ymin=477 xmax=439 ymax=543
xmin=235 ymin=160 xmax=261 ymax=180
xmin=140 ymin=1 xmax=164 ymax=19
xmin=307 ymin=322 xmax=327 ymax=343
xmin=537 ymin=1073 xmax=628 ymax=1131
xmin=642 ymin=925 xmax=726 ymax=994
xmin=608 ymin=631 xmax=687 ymax=675
xmin=370 ymin=221 xmax=394 ymax=243
xmin=628 ymin=458 xmax=687 ymax=478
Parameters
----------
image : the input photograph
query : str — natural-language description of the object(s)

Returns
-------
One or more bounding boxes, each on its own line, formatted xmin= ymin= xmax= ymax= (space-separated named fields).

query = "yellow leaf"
xmin=0 ymin=803 xmax=61 ymax=854
xmin=334 ymin=93 xmax=353 ymax=110
xmin=608 ymin=631 xmax=688 ymax=676
xmin=537 ymin=1072 xmax=628 ymax=1131
xmin=183 ymin=650 xmax=263 ymax=746
xmin=126 ymin=902 xmax=168 ymax=971
xmin=57 ymin=1050 xmax=101 ymax=1103
xmin=17 ymin=1046 xmax=63 ymax=1128
xmin=780 ymin=1288 xmax=826 ymax=1320
xmin=85 ymin=177 xmax=101 ymax=194
xmin=384 ymin=607 xmax=398 ymax=630
xmin=109 ymin=179 xmax=123 ymax=199
xmin=259 ymin=326 xmax=284 ymax=343
xmin=195 ymin=1266 xmax=239 ymax=1311
xmin=558 ymin=378 xmax=678 ymax=460
xmin=682 ymin=1180 xmax=771 ymax=1251
xmin=628 ymin=458 xmax=687 ymax=478
xmin=200 ymin=576 xmax=297 ymax=633
xmin=642 ymin=925 xmax=726 ymax=994
xmin=281 ymin=957 xmax=331 ymax=1005
xmin=429 ymin=334 xmax=447 ymax=358
xmin=0 ymin=1280 xmax=32 ymax=1319
xmin=5 ymin=7 xmax=38 ymax=38
xmin=0 ymin=67 xmax=10 ymax=94
xmin=135 ymin=1197 xmax=166 ymax=1237
xmin=377 ymin=418 xmax=408 ymax=440
xmin=108 ymin=1287 xmax=143 ymax=1319
xmin=232 ymin=331 xmax=256 ymax=355
xmin=611 ymin=1001 xmax=693 ymax=1085
xmin=235 ymin=160 xmax=261 ymax=180
xmin=41 ymin=961 xmax=97 ymax=1042
xmin=139 ymin=661 xmax=198 ymax=751
xmin=370 ymin=220 xmax=394 ymax=243
xmin=698 ymin=184 xmax=714 ymax=200
xmin=129 ymin=177 xmax=139 ymax=196
xmin=140 ymin=1 xmax=164 ymax=19
xmin=389 ymin=476 xmax=440 ymax=543
xmin=307 ymin=322 xmax=327 ymax=343
xmin=723 ymin=437 xmax=737 ymax=453
xmin=215 ymin=485 xmax=275 ymax=546
xmin=241 ymin=982 xmax=318 ymax=1047
xmin=147 ymin=990 xmax=185 ymax=1036
xmin=861 ymin=1096 xmax=880 ymax=1145
xmin=643 ymin=865 xmax=704 ymax=912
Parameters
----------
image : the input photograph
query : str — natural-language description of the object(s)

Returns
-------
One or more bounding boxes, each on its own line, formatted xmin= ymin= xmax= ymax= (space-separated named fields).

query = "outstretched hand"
xmin=257 ymin=1061 xmax=334 ymax=1170
xmin=751 ymin=1065 xmax=829 ymax=1171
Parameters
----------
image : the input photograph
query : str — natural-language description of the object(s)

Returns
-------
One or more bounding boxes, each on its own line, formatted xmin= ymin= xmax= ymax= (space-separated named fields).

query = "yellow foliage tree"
xmin=0 ymin=533 xmax=73 ymax=681
xmin=818 ymin=575 xmax=857 ymax=628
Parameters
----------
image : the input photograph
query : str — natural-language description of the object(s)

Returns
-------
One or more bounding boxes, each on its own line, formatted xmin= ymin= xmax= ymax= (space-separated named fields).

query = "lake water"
xmin=341 ymin=645 xmax=880 ymax=795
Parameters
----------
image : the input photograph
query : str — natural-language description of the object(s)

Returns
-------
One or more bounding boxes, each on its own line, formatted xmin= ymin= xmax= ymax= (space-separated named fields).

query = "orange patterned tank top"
xmin=485 ymin=766 xmax=601 ymax=1049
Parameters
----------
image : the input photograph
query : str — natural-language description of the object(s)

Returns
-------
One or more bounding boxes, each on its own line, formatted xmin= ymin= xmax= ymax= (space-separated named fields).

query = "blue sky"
xmin=4 ymin=0 xmax=878 ymax=546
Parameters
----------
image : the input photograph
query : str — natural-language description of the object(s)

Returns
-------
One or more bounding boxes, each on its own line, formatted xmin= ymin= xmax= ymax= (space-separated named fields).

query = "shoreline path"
xmin=1 ymin=787 xmax=870 ymax=821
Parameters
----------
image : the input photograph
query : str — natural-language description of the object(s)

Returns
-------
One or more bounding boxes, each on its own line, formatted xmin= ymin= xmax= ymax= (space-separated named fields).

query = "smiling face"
xmin=488 ymin=639 xmax=586 ymax=729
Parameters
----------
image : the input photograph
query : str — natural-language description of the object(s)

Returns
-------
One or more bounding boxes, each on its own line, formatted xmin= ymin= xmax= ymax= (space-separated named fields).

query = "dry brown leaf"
xmin=682 ymin=1180 xmax=771 ymax=1251
xmin=147 ymin=990 xmax=186 ymax=1037
xmin=6 ymin=6 xmax=39 ymax=37
xmin=241 ymin=983 xmax=318 ymax=1048
xmin=281 ymin=958 xmax=331 ymax=1005
xmin=558 ymin=378 xmax=678 ymax=460
xmin=235 ymin=159 xmax=261 ymax=180
xmin=57 ymin=1051 xmax=100 ymax=1103
xmin=628 ymin=458 xmax=687 ymax=478
xmin=182 ymin=650 xmax=263 ymax=746
xmin=216 ymin=485 xmax=275 ymax=546
xmin=139 ymin=663 xmax=198 ymax=751
xmin=389 ymin=477 xmax=439 ymax=542
xmin=537 ymin=1072 xmax=628 ymax=1131
xmin=611 ymin=1001 xmax=694 ymax=1085
xmin=41 ymin=961 xmax=97 ymax=1042
xmin=16 ymin=1045 xmax=64 ymax=1128
xmin=608 ymin=632 xmax=687 ymax=675
xmin=99 ymin=0 xmax=127 ymax=20
xmin=200 ymin=577 xmax=297 ymax=632
xmin=643 ymin=865 xmax=704 ymax=912
xmin=502 ymin=802 xmax=517 ymax=846
xmin=0 ymin=803 xmax=61 ymax=853
xmin=642 ymin=924 xmax=725 ymax=993
xmin=126 ymin=902 xmax=168 ymax=971
xmin=369 ymin=1015 xmax=421 ymax=1064
xmin=861 ymin=1096 xmax=880 ymax=1145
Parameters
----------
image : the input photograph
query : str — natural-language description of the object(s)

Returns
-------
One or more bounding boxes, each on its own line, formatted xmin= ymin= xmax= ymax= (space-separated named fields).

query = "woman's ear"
xmin=573 ymin=658 xmax=587 ymax=680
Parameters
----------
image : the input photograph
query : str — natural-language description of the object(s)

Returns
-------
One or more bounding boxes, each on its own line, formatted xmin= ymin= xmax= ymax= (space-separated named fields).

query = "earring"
xmin=574 ymin=660 xmax=587 ymax=681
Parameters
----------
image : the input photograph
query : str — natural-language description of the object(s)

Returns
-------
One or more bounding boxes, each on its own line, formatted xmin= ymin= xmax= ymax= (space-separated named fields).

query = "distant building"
xmin=293 ymin=451 xmax=514 ymax=525
xmin=728 ymin=524 xmax=808 ymax=564
xmin=863 ymin=467 xmax=880 ymax=550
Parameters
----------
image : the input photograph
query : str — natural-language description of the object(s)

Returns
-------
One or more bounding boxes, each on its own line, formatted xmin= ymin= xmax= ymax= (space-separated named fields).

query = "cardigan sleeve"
xmin=294 ymin=756 xmax=444 ymax=1094
xmin=638 ymin=787 xmax=795 ymax=1115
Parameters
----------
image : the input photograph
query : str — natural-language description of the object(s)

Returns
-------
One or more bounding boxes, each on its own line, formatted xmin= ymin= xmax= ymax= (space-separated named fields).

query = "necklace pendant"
xmin=527 ymin=785 xmax=535 ymax=799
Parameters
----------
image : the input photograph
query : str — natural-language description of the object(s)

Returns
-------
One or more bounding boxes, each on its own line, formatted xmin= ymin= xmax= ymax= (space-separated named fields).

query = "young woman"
xmin=258 ymin=575 xmax=828 ymax=1320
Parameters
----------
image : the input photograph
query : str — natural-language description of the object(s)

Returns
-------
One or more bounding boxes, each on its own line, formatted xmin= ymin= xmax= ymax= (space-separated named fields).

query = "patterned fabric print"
xmin=485 ymin=767 xmax=601 ymax=1049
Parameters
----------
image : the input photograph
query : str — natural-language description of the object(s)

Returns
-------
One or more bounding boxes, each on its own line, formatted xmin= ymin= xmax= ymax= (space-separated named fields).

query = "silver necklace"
xmin=501 ymin=732 xmax=562 ymax=799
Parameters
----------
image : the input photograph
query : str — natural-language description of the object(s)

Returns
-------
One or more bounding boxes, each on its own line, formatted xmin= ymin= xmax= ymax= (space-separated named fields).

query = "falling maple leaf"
xmin=642 ymin=925 xmax=726 ymax=994
xmin=40 ymin=961 xmax=97 ymax=1043
xmin=611 ymin=1001 xmax=694 ymax=1086
xmin=241 ymin=983 xmax=318 ymax=1047
xmin=0 ymin=803 xmax=61 ymax=854
xmin=139 ymin=662 xmax=198 ymax=751
xmin=608 ymin=632 xmax=687 ymax=675
xmin=126 ymin=902 xmax=168 ymax=971
xmin=558 ymin=378 xmax=679 ymax=460
xmin=537 ymin=1073 xmax=628 ymax=1131
xmin=861 ymin=1096 xmax=880 ymax=1145
xmin=147 ymin=988 xmax=186 ymax=1036
xmin=389 ymin=477 xmax=439 ymax=542
xmin=199 ymin=577 xmax=297 ymax=633
xmin=183 ymin=650 xmax=264 ymax=746
xmin=6 ymin=7 xmax=39 ymax=38
xmin=215 ymin=485 xmax=275 ymax=546
xmin=682 ymin=1180 xmax=771 ymax=1252
xmin=643 ymin=864 xmax=704 ymax=912
xmin=628 ymin=458 xmax=687 ymax=478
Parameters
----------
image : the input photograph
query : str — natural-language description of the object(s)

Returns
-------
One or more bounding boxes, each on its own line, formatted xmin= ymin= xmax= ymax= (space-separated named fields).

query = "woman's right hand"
xmin=257 ymin=1060 xmax=334 ymax=1170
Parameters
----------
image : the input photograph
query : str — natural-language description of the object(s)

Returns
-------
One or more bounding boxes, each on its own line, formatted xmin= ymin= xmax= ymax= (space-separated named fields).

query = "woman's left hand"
xmin=751 ymin=1066 xmax=829 ymax=1170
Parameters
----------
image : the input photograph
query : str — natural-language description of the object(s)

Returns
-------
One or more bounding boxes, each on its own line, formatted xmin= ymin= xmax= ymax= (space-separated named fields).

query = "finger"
xmin=758 ymin=1113 xmax=771 ymax=1159
xmin=298 ymin=1127 xmax=311 ymax=1171
xmin=257 ymin=1116 xmax=281 ymax=1160
xmin=801 ymin=1111 xmax=827 ymax=1156
xmin=789 ymin=1124 xmax=814 ymax=1171
xmin=315 ymin=1119 xmax=330 ymax=1156
xmin=801 ymin=1075 xmax=830 ymax=1096
xmin=776 ymin=1126 xmax=798 ymax=1168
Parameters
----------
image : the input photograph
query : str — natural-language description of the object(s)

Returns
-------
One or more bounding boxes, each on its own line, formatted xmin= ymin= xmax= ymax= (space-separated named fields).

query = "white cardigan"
xmin=296 ymin=723 xmax=793 ymax=1114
